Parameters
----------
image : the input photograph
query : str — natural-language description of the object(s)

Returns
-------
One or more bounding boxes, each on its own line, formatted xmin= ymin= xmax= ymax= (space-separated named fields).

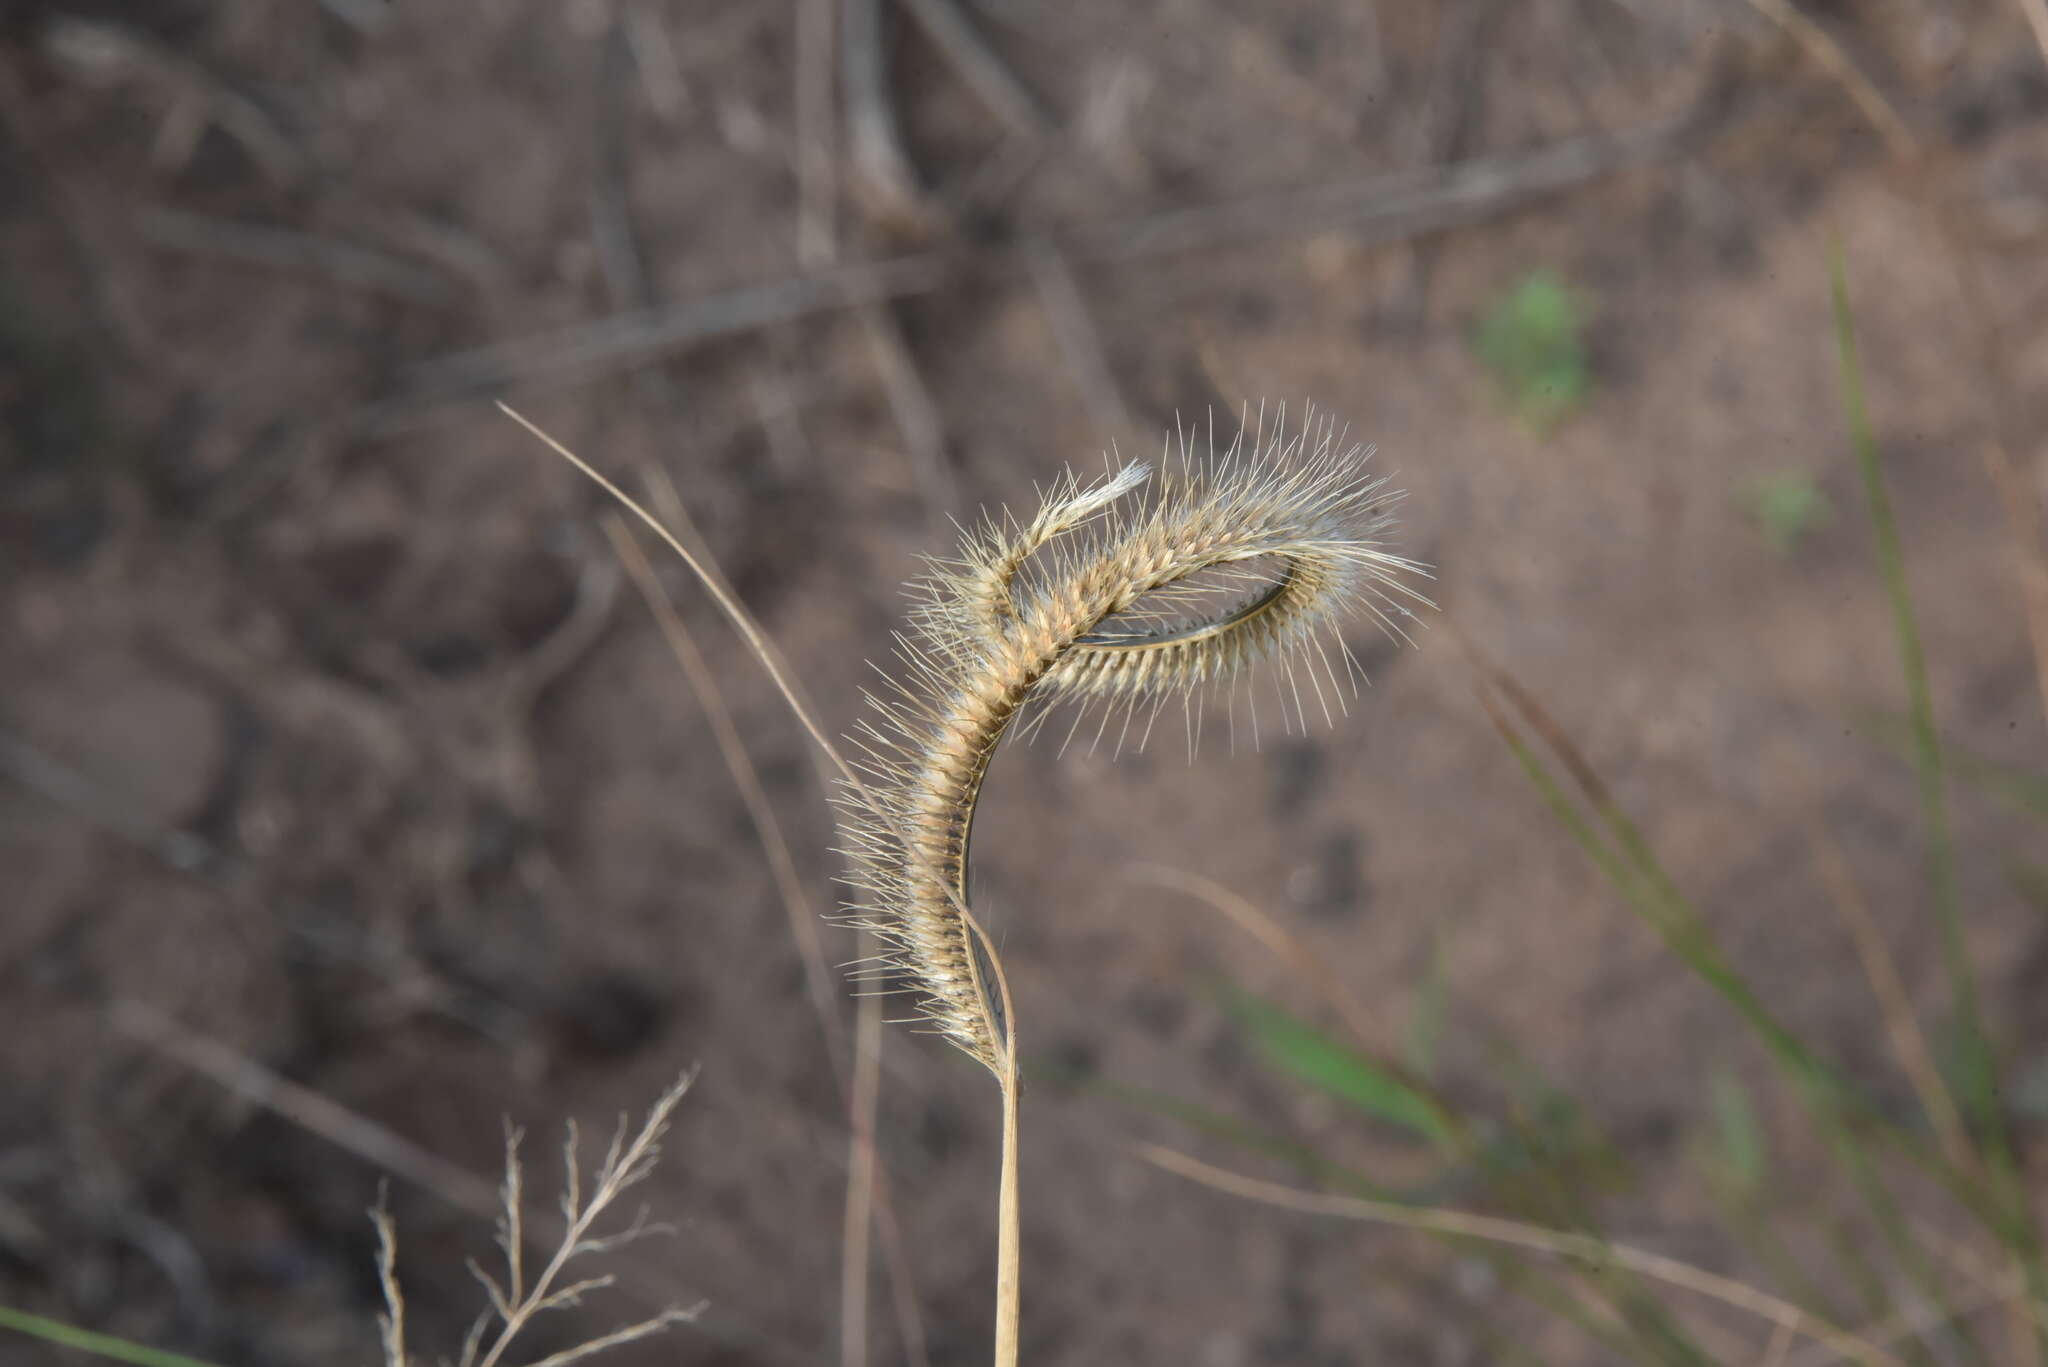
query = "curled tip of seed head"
xmin=837 ymin=404 xmax=1430 ymax=1073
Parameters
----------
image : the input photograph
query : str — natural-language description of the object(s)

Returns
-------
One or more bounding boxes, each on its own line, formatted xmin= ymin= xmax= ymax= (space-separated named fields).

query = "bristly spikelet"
xmin=835 ymin=405 xmax=1430 ymax=1075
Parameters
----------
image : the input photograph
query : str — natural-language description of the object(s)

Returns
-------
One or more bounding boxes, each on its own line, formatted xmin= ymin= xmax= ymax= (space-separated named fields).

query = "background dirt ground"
xmin=4 ymin=2 xmax=2048 ymax=1364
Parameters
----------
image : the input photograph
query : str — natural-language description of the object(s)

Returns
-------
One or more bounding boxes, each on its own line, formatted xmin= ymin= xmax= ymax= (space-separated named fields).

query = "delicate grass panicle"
xmin=835 ymin=407 xmax=1429 ymax=1077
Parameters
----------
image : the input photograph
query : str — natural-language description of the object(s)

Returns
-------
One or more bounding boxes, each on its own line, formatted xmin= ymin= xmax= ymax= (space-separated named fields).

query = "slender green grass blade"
xmin=0 ymin=1307 xmax=225 ymax=1367
xmin=1863 ymin=711 xmax=2048 ymax=819
xmin=1405 ymin=932 xmax=1449 ymax=1081
xmin=1829 ymin=247 xmax=1989 ymax=1131
xmin=1044 ymin=1067 xmax=1404 ymax=1199
xmin=1707 ymin=1069 xmax=1766 ymax=1197
xmin=1487 ymin=684 xmax=1991 ymax=1362
xmin=1227 ymin=991 xmax=1461 ymax=1150
xmin=1833 ymin=247 xmax=2046 ymax=1346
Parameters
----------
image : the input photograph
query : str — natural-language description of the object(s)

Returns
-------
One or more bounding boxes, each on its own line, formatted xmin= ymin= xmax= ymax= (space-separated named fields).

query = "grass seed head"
xmin=836 ymin=405 xmax=1430 ymax=1075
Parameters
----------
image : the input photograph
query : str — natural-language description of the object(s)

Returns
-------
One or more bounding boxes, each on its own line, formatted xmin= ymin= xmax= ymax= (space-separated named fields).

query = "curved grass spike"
xmin=499 ymin=400 xmax=1423 ymax=1367
xmin=837 ymin=405 xmax=1430 ymax=1078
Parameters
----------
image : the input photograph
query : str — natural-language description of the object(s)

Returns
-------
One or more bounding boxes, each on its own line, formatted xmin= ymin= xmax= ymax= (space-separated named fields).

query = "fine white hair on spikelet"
xmin=834 ymin=404 xmax=1431 ymax=1075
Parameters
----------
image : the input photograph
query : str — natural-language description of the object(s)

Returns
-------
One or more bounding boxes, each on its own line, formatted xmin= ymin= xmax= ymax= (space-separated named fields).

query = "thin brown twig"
xmin=40 ymin=15 xmax=302 ymax=185
xmin=896 ymin=0 xmax=1047 ymax=139
xmin=1914 ymin=1220 xmax=2048 ymax=1344
xmin=136 ymin=207 xmax=455 ymax=303
xmin=316 ymin=0 xmax=391 ymax=36
xmin=1804 ymin=819 xmax=1974 ymax=1174
xmin=1385 ymin=0 xmax=1489 ymax=328
xmin=591 ymin=20 xmax=652 ymax=308
xmin=622 ymin=0 xmax=690 ymax=121
xmin=1765 ymin=1316 xmax=1800 ymax=1367
xmin=842 ymin=0 xmax=934 ymax=232
xmin=1069 ymin=105 xmax=1713 ymax=261
xmin=855 ymin=303 xmax=956 ymax=525
xmin=365 ymin=254 xmax=950 ymax=432
xmin=0 ymin=728 xmax=217 ymax=874
xmin=0 ymin=66 xmax=157 ymax=359
xmin=797 ymin=0 xmax=839 ymax=266
xmin=630 ymin=467 xmax=931 ymax=1367
xmin=112 ymin=1001 xmax=502 ymax=1218
xmin=1739 ymin=0 xmax=1917 ymax=158
xmin=1023 ymin=241 xmax=1138 ymax=447
xmin=373 ymin=107 xmax=1720 ymax=427
xmin=1780 ymin=1270 xmax=2039 ymax=1367
xmin=2020 ymin=0 xmax=2048 ymax=70
xmin=749 ymin=371 xmax=819 ymax=480
xmin=1138 ymin=1143 xmax=1909 ymax=1367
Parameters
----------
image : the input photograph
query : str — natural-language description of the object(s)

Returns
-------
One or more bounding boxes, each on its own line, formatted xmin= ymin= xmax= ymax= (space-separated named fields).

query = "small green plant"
xmin=1475 ymin=270 xmax=1590 ymax=435
xmin=1740 ymin=470 xmax=1833 ymax=553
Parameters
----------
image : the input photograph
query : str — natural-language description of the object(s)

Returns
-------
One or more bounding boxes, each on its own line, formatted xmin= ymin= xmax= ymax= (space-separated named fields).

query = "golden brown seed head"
xmin=836 ymin=407 xmax=1430 ymax=1074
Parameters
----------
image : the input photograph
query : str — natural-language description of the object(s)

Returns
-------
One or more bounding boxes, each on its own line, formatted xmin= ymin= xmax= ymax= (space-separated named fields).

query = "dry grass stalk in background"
xmin=372 ymin=1070 xmax=703 ymax=1367
xmin=1138 ymin=1144 xmax=1909 ymax=1367
xmin=602 ymin=500 xmax=933 ymax=1367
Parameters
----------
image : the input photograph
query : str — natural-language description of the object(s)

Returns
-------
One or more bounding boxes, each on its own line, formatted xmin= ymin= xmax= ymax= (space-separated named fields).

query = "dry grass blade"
xmin=1068 ymin=107 xmax=1714 ymax=261
xmin=856 ymin=303 xmax=957 ymax=527
xmin=601 ymin=515 xmax=844 ymax=1061
xmin=137 ymin=207 xmax=454 ymax=303
xmin=602 ymin=500 xmax=931 ymax=1367
xmin=111 ymin=1002 xmax=500 ymax=1219
xmin=795 ymin=0 xmax=837 ymax=266
xmin=2023 ymin=0 xmax=2048 ymax=68
xmin=1780 ymin=1271 xmax=2042 ymax=1367
xmin=500 ymin=404 xmax=1022 ymax=1364
xmin=1138 ymin=1143 xmax=1908 ymax=1367
xmin=1805 ymin=820 xmax=1973 ymax=1174
xmin=1024 ymin=241 xmax=1137 ymax=447
xmin=895 ymin=0 xmax=1047 ymax=139
xmin=40 ymin=15 xmax=302 ymax=185
xmin=842 ymin=0 xmax=934 ymax=230
xmin=501 ymin=406 xmax=1014 ymax=1074
xmin=1740 ymin=0 xmax=1918 ymax=158
xmin=1125 ymin=862 xmax=1383 ymax=1050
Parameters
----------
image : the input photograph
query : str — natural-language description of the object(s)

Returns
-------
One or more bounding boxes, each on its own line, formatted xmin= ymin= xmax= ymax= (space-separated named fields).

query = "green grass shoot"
xmin=0 ymin=1306 xmax=225 ymax=1367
